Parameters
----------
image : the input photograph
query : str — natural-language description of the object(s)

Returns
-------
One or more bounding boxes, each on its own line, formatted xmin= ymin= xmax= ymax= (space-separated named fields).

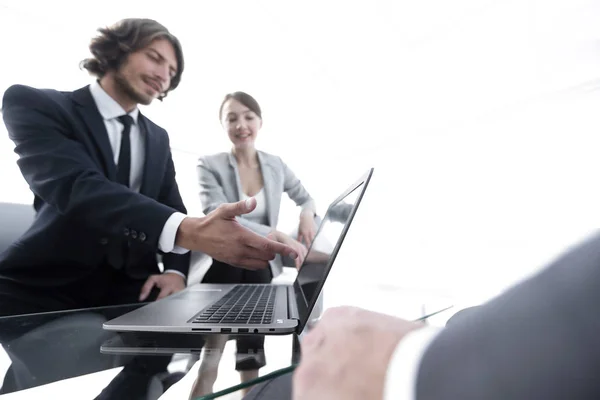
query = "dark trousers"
xmin=0 ymin=263 xmax=172 ymax=399
xmin=202 ymin=259 xmax=272 ymax=370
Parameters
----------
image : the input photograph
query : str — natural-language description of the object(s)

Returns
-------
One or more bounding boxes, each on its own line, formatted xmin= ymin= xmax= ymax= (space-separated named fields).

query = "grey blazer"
xmin=197 ymin=151 xmax=316 ymax=276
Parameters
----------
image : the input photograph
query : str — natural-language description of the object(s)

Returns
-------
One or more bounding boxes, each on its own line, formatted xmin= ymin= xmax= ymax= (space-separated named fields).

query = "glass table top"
xmin=0 ymin=302 xmax=302 ymax=399
xmin=0 ymin=284 xmax=456 ymax=400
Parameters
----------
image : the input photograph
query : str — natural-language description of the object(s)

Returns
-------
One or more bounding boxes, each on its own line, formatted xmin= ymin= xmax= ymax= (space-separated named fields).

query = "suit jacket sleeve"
xmin=197 ymin=156 xmax=272 ymax=237
xmin=415 ymin=232 xmax=600 ymax=400
xmin=280 ymin=157 xmax=316 ymax=214
xmin=2 ymin=84 xmax=178 ymax=252
xmin=157 ymin=148 xmax=190 ymax=277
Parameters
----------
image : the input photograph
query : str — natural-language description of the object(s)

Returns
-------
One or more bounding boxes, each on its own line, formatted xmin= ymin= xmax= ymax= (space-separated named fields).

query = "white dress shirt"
xmin=89 ymin=82 xmax=188 ymax=278
xmin=384 ymin=326 xmax=443 ymax=399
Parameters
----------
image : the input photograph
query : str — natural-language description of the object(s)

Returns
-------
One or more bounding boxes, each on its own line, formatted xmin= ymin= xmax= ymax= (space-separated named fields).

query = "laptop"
xmin=103 ymin=168 xmax=373 ymax=335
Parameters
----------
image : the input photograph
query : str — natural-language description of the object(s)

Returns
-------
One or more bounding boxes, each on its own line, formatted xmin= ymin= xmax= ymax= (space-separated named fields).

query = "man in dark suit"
xmin=0 ymin=18 xmax=297 ymax=317
xmin=237 ymin=231 xmax=600 ymax=400
xmin=0 ymin=18 xmax=297 ymax=397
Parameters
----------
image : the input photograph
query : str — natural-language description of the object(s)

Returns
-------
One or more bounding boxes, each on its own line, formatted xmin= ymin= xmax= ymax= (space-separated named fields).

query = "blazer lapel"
xmin=257 ymin=152 xmax=277 ymax=226
xmin=139 ymin=116 xmax=163 ymax=198
xmin=228 ymin=152 xmax=244 ymax=201
xmin=71 ymin=86 xmax=117 ymax=180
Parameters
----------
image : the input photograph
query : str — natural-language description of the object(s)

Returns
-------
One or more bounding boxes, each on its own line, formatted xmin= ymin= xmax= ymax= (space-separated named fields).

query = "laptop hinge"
xmin=287 ymin=285 xmax=300 ymax=321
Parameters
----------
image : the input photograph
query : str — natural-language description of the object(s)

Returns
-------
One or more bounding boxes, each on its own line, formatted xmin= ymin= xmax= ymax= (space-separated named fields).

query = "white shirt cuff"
xmin=158 ymin=212 xmax=189 ymax=254
xmin=164 ymin=269 xmax=187 ymax=279
xmin=384 ymin=326 xmax=443 ymax=400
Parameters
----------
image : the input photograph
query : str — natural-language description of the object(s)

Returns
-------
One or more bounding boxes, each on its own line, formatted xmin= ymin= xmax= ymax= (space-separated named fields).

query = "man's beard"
xmin=114 ymin=72 xmax=153 ymax=106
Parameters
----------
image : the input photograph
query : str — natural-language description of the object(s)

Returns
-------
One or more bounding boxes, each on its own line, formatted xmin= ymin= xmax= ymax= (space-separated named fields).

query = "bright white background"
xmin=1 ymin=0 xmax=600 ymax=306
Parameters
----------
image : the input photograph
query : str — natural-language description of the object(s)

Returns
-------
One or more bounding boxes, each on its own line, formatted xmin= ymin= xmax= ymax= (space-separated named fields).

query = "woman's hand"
xmin=298 ymin=210 xmax=317 ymax=246
xmin=271 ymin=231 xmax=308 ymax=269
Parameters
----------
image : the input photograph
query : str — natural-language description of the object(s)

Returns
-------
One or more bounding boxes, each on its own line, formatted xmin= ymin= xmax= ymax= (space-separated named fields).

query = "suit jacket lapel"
xmin=138 ymin=116 xmax=163 ymax=198
xmin=71 ymin=86 xmax=117 ymax=180
xmin=228 ymin=152 xmax=244 ymax=201
xmin=257 ymin=151 xmax=277 ymax=227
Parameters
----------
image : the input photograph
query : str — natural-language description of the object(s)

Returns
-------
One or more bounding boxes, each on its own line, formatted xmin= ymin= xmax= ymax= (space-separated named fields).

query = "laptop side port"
xmin=238 ymin=328 xmax=249 ymax=333
xmin=221 ymin=328 xmax=232 ymax=333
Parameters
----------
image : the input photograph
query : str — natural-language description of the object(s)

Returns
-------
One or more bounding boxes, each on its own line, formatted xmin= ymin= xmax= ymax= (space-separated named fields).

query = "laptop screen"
xmin=292 ymin=169 xmax=373 ymax=330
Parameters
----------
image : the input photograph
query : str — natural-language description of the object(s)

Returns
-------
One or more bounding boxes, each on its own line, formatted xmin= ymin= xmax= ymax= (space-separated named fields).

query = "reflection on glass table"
xmin=100 ymin=330 xmax=304 ymax=400
xmin=0 ymin=303 xmax=303 ymax=400
xmin=0 ymin=287 xmax=455 ymax=400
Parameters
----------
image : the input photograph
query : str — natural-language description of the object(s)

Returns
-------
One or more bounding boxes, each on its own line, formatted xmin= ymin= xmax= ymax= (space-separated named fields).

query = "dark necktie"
xmin=116 ymin=115 xmax=134 ymax=187
xmin=108 ymin=115 xmax=134 ymax=270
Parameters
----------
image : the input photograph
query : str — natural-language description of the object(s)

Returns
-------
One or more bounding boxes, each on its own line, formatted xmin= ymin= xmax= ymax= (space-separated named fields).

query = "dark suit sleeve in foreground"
xmin=417 ymin=232 xmax=600 ymax=400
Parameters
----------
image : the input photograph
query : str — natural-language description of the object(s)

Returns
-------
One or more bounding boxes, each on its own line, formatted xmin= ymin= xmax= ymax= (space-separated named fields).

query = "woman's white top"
xmin=241 ymin=188 xmax=269 ymax=226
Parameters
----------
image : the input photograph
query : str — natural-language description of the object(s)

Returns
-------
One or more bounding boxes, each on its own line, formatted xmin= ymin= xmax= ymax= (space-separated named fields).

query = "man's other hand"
xmin=139 ymin=272 xmax=186 ymax=301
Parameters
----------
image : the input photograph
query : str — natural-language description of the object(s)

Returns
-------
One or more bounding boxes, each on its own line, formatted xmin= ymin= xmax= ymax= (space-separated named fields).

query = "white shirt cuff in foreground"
xmin=384 ymin=326 xmax=443 ymax=400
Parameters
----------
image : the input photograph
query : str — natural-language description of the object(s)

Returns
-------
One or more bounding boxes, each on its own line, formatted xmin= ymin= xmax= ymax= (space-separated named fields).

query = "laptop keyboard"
xmin=191 ymin=285 xmax=275 ymax=325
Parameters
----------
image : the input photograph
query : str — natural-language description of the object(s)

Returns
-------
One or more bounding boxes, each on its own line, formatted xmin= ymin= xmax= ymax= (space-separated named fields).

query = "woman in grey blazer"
xmin=193 ymin=91 xmax=317 ymax=395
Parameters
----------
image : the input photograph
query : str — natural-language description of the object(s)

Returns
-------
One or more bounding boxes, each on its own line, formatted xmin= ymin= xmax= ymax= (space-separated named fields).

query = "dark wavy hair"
xmin=218 ymin=92 xmax=262 ymax=122
xmin=80 ymin=18 xmax=184 ymax=100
